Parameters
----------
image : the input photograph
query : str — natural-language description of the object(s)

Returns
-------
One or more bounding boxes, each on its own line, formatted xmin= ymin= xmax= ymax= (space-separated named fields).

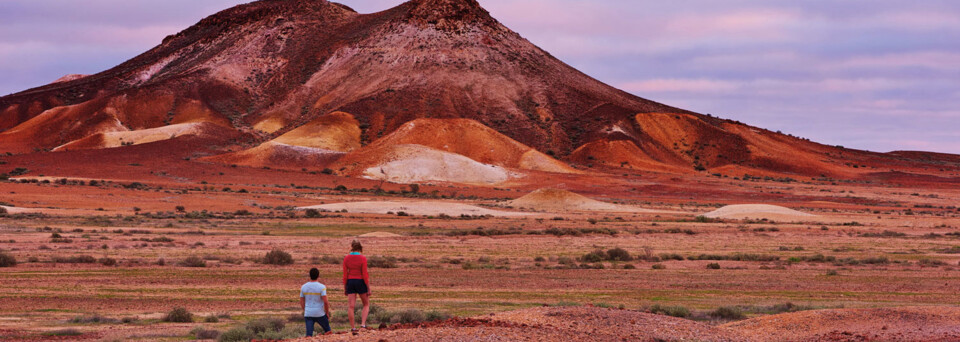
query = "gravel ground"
xmin=287 ymin=306 xmax=744 ymax=342
xmin=285 ymin=306 xmax=960 ymax=342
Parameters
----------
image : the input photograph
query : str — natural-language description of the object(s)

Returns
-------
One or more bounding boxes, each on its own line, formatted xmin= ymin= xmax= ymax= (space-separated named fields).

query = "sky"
xmin=1 ymin=0 xmax=958 ymax=154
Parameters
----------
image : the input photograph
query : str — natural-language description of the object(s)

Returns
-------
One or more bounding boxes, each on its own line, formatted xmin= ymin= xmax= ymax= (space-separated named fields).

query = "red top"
xmin=342 ymin=254 xmax=369 ymax=286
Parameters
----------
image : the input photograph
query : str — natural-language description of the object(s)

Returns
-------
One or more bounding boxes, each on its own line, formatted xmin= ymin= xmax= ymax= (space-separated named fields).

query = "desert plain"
xmin=1 ymin=147 xmax=959 ymax=341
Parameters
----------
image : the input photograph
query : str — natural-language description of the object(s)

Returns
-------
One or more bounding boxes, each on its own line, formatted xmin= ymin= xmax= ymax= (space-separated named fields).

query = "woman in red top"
xmin=343 ymin=240 xmax=370 ymax=334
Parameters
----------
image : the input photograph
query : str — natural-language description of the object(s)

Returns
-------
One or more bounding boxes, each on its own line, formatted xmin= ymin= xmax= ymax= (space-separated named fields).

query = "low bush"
xmin=262 ymin=249 xmax=294 ymax=265
xmin=710 ymin=306 xmax=745 ymax=320
xmin=579 ymin=250 xmax=607 ymax=263
xmin=191 ymin=327 xmax=220 ymax=340
xmin=706 ymin=263 xmax=721 ymax=269
xmin=606 ymin=247 xmax=633 ymax=261
xmin=649 ymin=304 xmax=691 ymax=318
xmin=70 ymin=314 xmax=118 ymax=324
xmin=368 ymin=256 xmax=398 ymax=268
xmin=163 ymin=307 xmax=193 ymax=323
xmin=304 ymin=209 xmax=321 ymax=218
xmin=179 ymin=256 xmax=207 ymax=268
xmin=651 ymin=264 xmax=666 ymax=270
xmin=99 ymin=257 xmax=117 ymax=266
xmin=43 ymin=329 xmax=82 ymax=336
xmin=53 ymin=255 xmax=97 ymax=264
xmin=0 ymin=252 xmax=15 ymax=267
xmin=204 ymin=315 xmax=220 ymax=323
xmin=218 ymin=327 xmax=253 ymax=342
xmin=246 ymin=317 xmax=285 ymax=334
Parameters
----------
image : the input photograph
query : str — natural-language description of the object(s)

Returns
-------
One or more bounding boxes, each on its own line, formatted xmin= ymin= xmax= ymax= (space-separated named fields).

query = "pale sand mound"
xmin=506 ymin=188 xmax=664 ymax=213
xmin=703 ymin=204 xmax=815 ymax=220
xmin=725 ymin=306 xmax=960 ymax=341
xmin=0 ymin=205 xmax=35 ymax=214
xmin=270 ymin=111 xmax=361 ymax=151
xmin=202 ymin=111 xmax=360 ymax=169
xmin=356 ymin=144 xmax=517 ymax=185
xmin=290 ymin=306 xmax=744 ymax=342
xmin=335 ymin=118 xmax=578 ymax=175
xmin=358 ymin=232 xmax=402 ymax=238
xmin=298 ymin=201 xmax=529 ymax=217
xmin=52 ymin=122 xmax=226 ymax=151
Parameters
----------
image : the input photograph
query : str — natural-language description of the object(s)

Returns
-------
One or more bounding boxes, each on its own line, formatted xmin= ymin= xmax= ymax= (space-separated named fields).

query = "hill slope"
xmin=0 ymin=0 xmax=956 ymax=181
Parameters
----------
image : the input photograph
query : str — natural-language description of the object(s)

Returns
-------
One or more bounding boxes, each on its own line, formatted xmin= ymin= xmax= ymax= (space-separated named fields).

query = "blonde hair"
xmin=350 ymin=240 xmax=363 ymax=252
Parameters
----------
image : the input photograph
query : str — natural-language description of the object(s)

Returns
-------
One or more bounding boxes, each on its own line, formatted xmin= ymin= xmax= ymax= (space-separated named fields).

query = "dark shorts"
xmin=305 ymin=315 xmax=330 ymax=336
xmin=345 ymin=279 xmax=368 ymax=295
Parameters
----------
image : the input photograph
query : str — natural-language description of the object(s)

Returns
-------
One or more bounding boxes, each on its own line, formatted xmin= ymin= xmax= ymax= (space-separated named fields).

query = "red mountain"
xmin=0 ymin=0 xmax=955 ymax=182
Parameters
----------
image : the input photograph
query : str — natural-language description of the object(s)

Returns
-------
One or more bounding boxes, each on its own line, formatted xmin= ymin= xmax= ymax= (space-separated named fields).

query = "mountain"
xmin=0 ymin=0 xmax=955 ymax=183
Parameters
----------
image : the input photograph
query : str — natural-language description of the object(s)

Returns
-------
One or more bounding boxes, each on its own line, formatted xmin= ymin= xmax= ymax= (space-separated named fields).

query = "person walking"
xmin=300 ymin=268 xmax=332 ymax=337
xmin=343 ymin=240 xmax=371 ymax=335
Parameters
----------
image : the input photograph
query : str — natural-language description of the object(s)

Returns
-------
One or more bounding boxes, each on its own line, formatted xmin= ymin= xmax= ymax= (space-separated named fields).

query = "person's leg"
xmin=347 ymin=293 xmax=357 ymax=330
xmin=360 ymin=293 xmax=370 ymax=328
xmin=319 ymin=315 xmax=332 ymax=334
xmin=304 ymin=317 xmax=315 ymax=337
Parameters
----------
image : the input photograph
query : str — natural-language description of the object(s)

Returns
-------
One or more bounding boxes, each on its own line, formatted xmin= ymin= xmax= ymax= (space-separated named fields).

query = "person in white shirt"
xmin=300 ymin=268 xmax=332 ymax=336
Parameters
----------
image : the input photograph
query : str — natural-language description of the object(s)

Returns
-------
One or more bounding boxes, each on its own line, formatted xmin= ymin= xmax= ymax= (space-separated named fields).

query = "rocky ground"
xmin=286 ymin=306 xmax=960 ymax=342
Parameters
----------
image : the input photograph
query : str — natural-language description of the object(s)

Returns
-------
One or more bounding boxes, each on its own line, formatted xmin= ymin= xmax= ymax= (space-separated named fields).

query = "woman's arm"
xmin=362 ymin=256 xmax=370 ymax=289
xmin=342 ymin=256 xmax=348 ymax=286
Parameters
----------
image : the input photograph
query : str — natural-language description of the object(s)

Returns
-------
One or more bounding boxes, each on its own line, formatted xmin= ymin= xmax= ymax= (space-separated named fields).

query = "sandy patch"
xmin=360 ymin=144 xmax=518 ymax=185
xmin=298 ymin=201 xmax=529 ymax=217
xmin=702 ymin=204 xmax=815 ymax=220
xmin=0 ymin=206 xmax=35 ymax=214
xmin=505 ymin=188 xmax=669 ymax=213
xmin=53 ymin=122 xmax=215 ymax=151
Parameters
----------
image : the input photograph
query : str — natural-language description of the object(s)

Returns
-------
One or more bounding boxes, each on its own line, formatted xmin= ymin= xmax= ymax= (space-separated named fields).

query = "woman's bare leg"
xmin=360 ymin=293 xmax=370 ymax=327
xmin=347 ymin=293 xmax=357 ymax=330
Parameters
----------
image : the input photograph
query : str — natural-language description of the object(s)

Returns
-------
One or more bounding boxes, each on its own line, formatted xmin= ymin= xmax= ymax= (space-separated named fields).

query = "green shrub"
xmin=70 ymin=314 xmax=118 ymax=324
xmin=0 ymin=252 xmax=15 ymax=267
xmin=179 ymin=256 xmax=206 ymax=267
xmin=262 ymin=249 xmax=294 ymax=265
xmin=99 ymin=257 xmax=117 ymax=266
xmin=218 ymin=327 xmax=253 ymax=342
xmin=651 ymin=264 xmax=666 ymax=270
xmin=43 ymin=329 xmax=82 ymax=336
xmin=246 ymin=317 xmax=285 ymax=334
xmin=368 ymin=256 xmax=398 ymax=268
xmin=204 ymin=315 xmax=220 ymax=323
xmin=710 ymin=306 xmax=745 ymax=320
xmin=53 ymin=255 xmax=97 ymax=263
xmin=425 ymin=310 xmax=451 ymax=322
xmin=606 ymin=248 xmax=633 ymax=261
xmin=304 ymin=209 xmax=321 ymax=218
xmin=194 ymin=328 xmax=220 ymax=340
xmin=163 ymin=307 xmax=193 ymax=323
xmin=706 ymin=263 xmax=721 ymax=269
xmin=579 ymin=249 xmax=607 ymax=263
xmin=390 ymin=309 xmax=426 ymax=324
xmin=649 ymin=304 xmax=691 ymax=318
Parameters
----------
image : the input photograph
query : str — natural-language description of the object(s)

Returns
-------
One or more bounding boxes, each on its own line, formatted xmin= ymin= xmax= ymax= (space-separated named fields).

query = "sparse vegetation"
xmin=649 ymin=304 xmax=691 ymax=318
xmin=262 ymin=249 xmax=294 ymax=265
xmin=178 ymin=256 xmax=207 ymax=268
xmin=710 ymin=306 xmax=745 ymax=320
xmin=162 ymin=307 xmax=193 ymax=323
xmin=0 ymin=252 xmax=15 ymax=267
